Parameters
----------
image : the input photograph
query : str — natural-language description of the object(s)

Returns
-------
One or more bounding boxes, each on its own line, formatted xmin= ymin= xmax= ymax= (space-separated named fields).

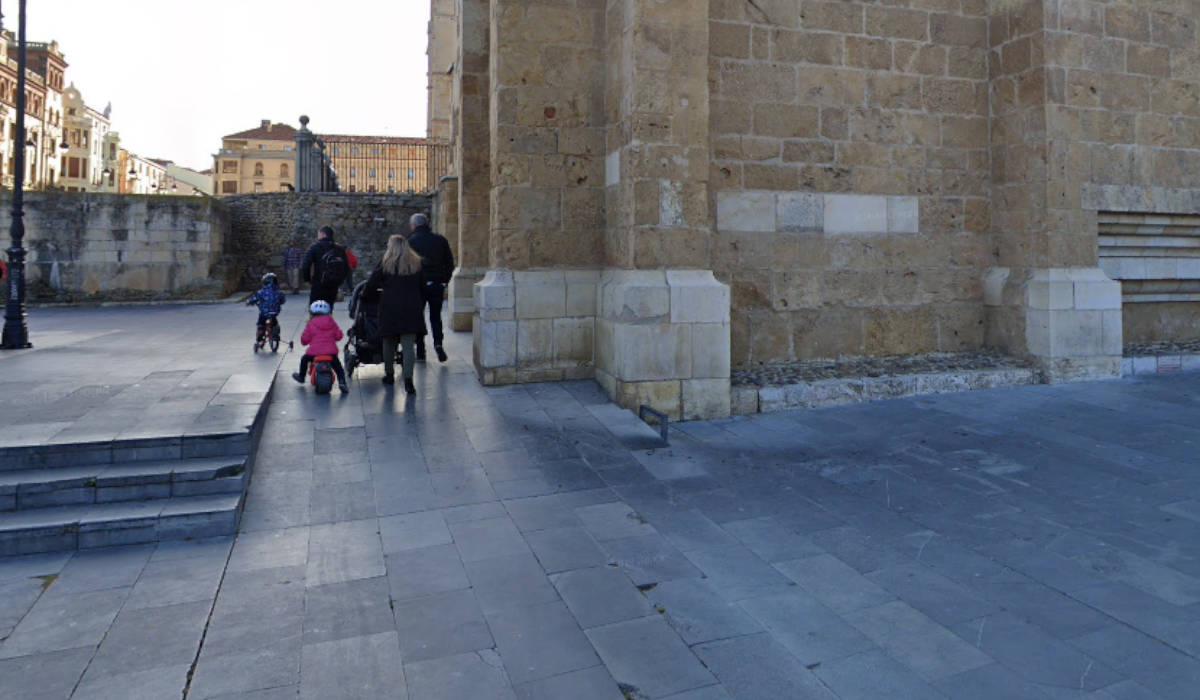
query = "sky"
xmin=25 ymin=0 xmax=432 ymax=171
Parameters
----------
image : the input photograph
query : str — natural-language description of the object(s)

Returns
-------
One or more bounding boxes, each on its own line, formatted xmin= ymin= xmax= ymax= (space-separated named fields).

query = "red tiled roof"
xmin=223 ymin=122 xmax=297 ymax=141
xmin=317 ymin=134 xmax=430 ymax=144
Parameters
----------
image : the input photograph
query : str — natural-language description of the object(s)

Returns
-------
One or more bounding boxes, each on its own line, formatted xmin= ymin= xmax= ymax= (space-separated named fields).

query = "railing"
xmin=319 ymin=138 xmax=451 ymax=194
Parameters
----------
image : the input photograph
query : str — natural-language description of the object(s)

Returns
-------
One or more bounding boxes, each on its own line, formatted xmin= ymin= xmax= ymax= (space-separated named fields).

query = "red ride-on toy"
xmin=309 ymin=355 xmax=336 ymax=395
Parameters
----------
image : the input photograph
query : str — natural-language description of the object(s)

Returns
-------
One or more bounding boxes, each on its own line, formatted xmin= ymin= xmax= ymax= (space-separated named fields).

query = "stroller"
xmin=342 ymin=279 xmax=401 ymax=377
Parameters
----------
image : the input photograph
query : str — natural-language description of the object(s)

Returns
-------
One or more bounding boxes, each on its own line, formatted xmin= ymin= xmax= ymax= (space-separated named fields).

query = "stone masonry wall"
xmin=9 ymin=192 xmax=230 ymax=302
xmin=709 ymin=0 xmax=993 ymax=367
xmin=1036 ymin=1 xmax=1200 ymax=343
xmin=222 ymin=192 xmax=431 ymax=290
xmin=488 ymin=0 xmax=607 ymax=270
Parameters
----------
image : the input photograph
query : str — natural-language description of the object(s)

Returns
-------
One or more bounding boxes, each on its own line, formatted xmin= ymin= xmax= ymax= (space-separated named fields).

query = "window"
xmin=368 ymin=169 xmax=376 ymax=178
xmin=371 ymin=147 xmax=378 ymax=156
xmin=67 ymin=107 xmax=76 ymax=116
xmin=388 ymin=169 xmax=395 ymax=179
xmin=352 ymin=147 xmax=359 ymax=155
xmin=254 ymin=182 xmax=263 ymax=193
xmin=253 ymin=162 xmax=264 ymax=176
xmin=331 ymin=146 xmax=339 ymax=155
xmin=349 ymin=167 xmax=356 ymax=177
xmin=222 ymin=160 xmax=237 ymax=174
xmin=258 ymin=145 xmax=265 ymax=150
xmin=348 ymin=185 xmax=356 ymax=192
xmin=407 ymin=169 xmax=414 ymax=179
xmin=280 ymin=163 xmax=289 ymax=177
xmin=221 ymin=181 xmax=237 ymax=194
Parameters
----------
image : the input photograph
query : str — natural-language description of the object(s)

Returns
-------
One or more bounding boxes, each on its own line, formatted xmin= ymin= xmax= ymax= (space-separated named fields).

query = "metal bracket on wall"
xmin=638 ymin=405 xmax=669 ymax=444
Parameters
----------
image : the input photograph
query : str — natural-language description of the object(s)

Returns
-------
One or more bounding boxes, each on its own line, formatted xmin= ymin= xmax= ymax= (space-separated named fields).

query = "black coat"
xmin=407 ymin=225 xmax=455 ymax=284
xmin=365 ymin=266 xmax=427 ymax=337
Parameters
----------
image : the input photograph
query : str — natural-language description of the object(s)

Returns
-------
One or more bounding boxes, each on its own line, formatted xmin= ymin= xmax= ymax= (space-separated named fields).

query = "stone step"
xmin=0 ymin=492 xmax=244 ymax=556
xmin=0 ymin=456 xmax=246 ymax=512
xmin=0 ymin=431 xmax=252 ymax=471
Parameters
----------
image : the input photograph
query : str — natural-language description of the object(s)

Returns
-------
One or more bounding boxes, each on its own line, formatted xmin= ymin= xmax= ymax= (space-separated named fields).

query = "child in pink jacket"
xmin=292 ymin=300 xmax=349 ymax=393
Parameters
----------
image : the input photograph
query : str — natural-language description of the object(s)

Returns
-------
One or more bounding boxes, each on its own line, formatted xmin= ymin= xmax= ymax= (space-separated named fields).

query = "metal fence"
xmin=320 ymin=139 xmax=451 ymax=194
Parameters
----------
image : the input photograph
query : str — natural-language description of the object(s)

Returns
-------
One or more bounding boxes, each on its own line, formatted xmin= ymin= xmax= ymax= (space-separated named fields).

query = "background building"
xmin=212 ymin=120 xmax=296 ymax=196
xmin=323 ymin=135 xmax=439 ymax=193
xmin=60 ymin=83 xmax=118 ymax=192
xmin=213 ymin=120 xmax=446 ymax=196
xmin=0 ymin=33 xmax=66 ymax=190
xmin=122 ymin=151 xmax=166 ymax=194
xmin=163 ymin=162 xmax=212 ymax=196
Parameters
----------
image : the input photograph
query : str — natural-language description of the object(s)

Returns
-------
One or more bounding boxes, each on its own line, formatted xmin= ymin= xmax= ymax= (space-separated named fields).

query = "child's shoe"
xmin=292 ymin=372 xmax=304 ymax=384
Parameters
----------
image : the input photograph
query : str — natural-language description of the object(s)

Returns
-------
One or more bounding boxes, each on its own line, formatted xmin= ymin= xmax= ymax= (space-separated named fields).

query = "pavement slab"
xmin=5 ymin=309 xmax=1200 ymax=697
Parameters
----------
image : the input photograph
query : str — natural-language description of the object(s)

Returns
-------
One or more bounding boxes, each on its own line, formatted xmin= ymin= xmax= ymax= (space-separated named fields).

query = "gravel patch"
xmin=733 ymin=351 xmax=1035 ymax=387
xmin=1125 ymin=339 xmax=1200 ymax=356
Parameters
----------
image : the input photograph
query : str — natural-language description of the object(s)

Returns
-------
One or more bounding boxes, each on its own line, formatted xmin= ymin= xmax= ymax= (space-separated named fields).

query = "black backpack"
xmin=317 ymin=244 xmax=349 ymax=287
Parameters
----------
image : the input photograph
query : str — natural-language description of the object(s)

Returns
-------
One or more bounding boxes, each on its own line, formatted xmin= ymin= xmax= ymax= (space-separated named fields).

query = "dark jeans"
xmin=309 ymin=284 xmax=339 ymax=310
xmin=299 ymin=354 xmax=347 ymax=386
xmin=418 ymin=282 xmax=445 ymax=356
xmin=255 ymin=313 xmax=278 ymax=330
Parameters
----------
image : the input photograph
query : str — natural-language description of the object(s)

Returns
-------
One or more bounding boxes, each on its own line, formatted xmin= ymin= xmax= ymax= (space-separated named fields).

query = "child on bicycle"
xmin=246 ymin=272 xmax=286 ymax=333
xmin=293 ymin=300 xmax=349 ymax=393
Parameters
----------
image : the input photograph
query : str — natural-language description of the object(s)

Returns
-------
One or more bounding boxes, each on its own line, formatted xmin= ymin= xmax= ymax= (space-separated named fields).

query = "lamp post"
xmin=2 ymin=0 xmax=31 ymax=349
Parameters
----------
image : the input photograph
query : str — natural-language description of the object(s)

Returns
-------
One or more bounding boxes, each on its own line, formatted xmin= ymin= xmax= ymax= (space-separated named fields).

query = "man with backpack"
xmin=301 ymin=225 xmax=351 ymax=310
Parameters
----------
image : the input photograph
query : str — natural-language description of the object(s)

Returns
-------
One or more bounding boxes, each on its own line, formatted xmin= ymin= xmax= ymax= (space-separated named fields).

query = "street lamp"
xmin=2 ymin=0 xmax=31 ymax=349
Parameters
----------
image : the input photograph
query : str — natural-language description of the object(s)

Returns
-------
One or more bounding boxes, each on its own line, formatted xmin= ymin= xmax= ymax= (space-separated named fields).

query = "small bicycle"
xmin=254 ymin=315 xmax=282 ymax=353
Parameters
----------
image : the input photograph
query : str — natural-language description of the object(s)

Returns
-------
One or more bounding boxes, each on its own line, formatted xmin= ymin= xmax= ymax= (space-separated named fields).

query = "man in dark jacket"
xmin=301 ymin=226 xmax=350 ymax=309
xmin=405 ymin=213 xmax=455 ymax=362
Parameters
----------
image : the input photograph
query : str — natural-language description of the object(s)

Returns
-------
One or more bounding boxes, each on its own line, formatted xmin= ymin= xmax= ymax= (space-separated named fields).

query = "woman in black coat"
xmin=365 ymin=234 xmax=426 ymax=394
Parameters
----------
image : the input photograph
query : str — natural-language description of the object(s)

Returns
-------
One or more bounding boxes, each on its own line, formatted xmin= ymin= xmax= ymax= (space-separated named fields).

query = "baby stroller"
xmin=343 ymin=279 xmax=400 ymax=377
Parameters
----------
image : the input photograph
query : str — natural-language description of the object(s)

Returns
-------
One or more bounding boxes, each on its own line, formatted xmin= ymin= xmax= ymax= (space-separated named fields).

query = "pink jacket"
xmin=300 ymin=314 xmax=343 ymax=356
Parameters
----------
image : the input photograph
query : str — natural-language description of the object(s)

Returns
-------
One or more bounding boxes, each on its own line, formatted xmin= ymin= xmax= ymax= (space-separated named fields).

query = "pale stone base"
xmin=472 ymin=267 xmax=732 ymax=421
xmin=986 ymin=267 xmax=1123 ymax=383
xmin=472 ymin=269 xmax=598 ymax=384
xmin=449 ymin=267 xmax=485 ymax=332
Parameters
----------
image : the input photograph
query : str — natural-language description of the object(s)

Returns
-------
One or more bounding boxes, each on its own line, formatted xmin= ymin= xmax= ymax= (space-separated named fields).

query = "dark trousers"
xmin=418 ymin=282 xmax=445 ymax=355
xmin=309 ymin=284 xmax=339 ymax=310
xmin=299 ymin=354 xmax=347 ymax=386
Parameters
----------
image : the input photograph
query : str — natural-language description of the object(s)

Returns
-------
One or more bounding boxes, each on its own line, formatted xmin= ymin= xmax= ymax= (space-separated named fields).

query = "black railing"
xmin=320 ymin=138 xmax=451 ymax=194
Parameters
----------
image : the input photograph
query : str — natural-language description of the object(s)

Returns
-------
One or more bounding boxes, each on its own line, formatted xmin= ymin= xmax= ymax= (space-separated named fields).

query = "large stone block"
xmin=553 ymin=317 xmax=594 ymax=364
xmin=681 ymin=379 xmax=731 ymax=420
xmin=716 ymin=190 xmax=775 ymax=232
xmin=776 ymin=192 xmax=823 ymax=232
xmin=611 ymin=323 xmax=692 ymax=382
xmin=691 ymin=323 xmax=731 ymax=379
xmin=475 ymin=319 xmax=517 ymax=368
xmin=517 ymin=319 xmax=554 ymax=363
xmin=514 ymin=270 xmax=566 ymax=319
xmin=823 ymin=194 xmax=888 ymax=234
xmin=600 ymin=270 xmax=669 ymax=322
xmin=667 ymin=270 xmax=730 ymax=324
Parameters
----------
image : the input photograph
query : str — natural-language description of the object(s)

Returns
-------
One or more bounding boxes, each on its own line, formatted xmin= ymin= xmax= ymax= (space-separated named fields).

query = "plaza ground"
xmin=1 ymin=302 xmax=1200 ymax=698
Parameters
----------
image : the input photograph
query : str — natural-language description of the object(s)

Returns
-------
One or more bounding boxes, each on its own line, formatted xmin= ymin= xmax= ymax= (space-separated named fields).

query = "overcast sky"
xmin=25 ymin=0 xmax=431 ymax=171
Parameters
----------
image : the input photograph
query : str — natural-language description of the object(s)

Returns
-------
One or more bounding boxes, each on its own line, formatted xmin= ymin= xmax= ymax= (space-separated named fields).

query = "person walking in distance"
xmin=282 ymin=237 xmax=304 ymax=294
xmin=404 ymin=213 xmax=455 ymax=362
xmin=301 ymin=226 xmax=351 ymax=310
xmin=365 ymin=234 xmax=426 ymax=394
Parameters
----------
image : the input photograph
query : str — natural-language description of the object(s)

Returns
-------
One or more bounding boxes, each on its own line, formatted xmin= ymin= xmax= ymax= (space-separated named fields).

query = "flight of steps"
xmin=0 ymin=432 xmax=254 ymax=556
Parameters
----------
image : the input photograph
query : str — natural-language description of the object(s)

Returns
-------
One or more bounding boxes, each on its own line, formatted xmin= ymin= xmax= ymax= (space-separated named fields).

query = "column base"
xmin=449 ymin=266 xmax=484 ymax=332
xmin=985 ymin=267 xmax=1123 ymax=383
xmin=471 ymin=267 xmax=733 ymax=421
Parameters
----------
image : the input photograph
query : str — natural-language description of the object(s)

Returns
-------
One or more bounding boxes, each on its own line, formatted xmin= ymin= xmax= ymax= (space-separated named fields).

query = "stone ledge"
xmin=1121 ymin=340 xmax=1200 ymax=376
xmin=734 ymin=368 xmax=1040 ymax=415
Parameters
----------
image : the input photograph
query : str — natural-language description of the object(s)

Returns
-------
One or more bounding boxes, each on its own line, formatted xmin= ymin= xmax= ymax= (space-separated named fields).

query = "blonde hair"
xmin=380 ymin=234 xmax=422 ymax=276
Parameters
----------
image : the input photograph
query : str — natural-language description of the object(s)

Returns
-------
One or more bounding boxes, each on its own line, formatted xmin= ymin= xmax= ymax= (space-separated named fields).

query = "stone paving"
xmin=0 ymin=301 xmax=307 ymax=449
xmin=2 ymin=314 xmax=1200 ymax=697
